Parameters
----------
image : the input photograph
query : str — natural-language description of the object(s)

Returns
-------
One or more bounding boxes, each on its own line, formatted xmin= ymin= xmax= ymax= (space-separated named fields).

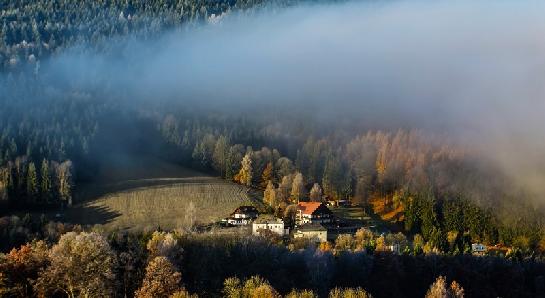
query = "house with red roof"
xmin=296 ymin=202 xmax=333 ymax=225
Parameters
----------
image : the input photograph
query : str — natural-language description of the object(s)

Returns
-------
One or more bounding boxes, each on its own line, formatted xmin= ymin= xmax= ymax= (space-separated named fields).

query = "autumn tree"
xmin=146 ymin=231 xmax=181 ymax=263
xmin=0 ymin=272 xmax=7 ymax=297
xmin=309 ymin=183 xmax=323 ymax=202
xmin=425 ymin=276 xmax=464 ymax=298
xmin=235 ymin=153 xmax=253 ymax=186
xmin=329 ymin=287 xmax=372 ymax=298
xmin=35 ymin=232 xmax=116 ymax=298
xmin=261 ymin=162 xmax=273 ymax=189
xmin=290 ymin=172 xmax=305 ymax=203
xmin=277 ymin=175 xmax=293 ymax=203
xmin=335 ymin=234 xmax=355 ymax=251
xmin=170 ymin=289 xmax=198 ymax=298
xmin=263 ymin=180 xmax=277 ymax=208
xmin=354 ymin=228 xmax=375 ymax=251
xmin=1 ymin=241 xmax=49 ymax=297
xmin=135 ymin=256 xmax=182 ymax=298
xmin=286 ymin=289 xmax=317 ymax=298
xmin=223 ymin=276 xmax=280 ymax=298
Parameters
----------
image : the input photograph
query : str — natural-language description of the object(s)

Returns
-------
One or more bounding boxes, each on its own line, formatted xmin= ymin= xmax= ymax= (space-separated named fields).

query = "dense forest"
xmin=1 ymin=0 xmax=544 ymax=253
xmin=2 ymin=0 xmax=545 ymax=297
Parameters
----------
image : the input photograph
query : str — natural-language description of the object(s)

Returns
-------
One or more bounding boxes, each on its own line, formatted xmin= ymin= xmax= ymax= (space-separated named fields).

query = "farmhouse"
xmin=472 ymin=243 xmax=487 ymax=255
xmin=252 ymin=215 xmax=289 ymax=236
xmin=293 ymin=223 xmax=328 ymax=243
xmin=296 ymin=202 xmax=333 ymax=225
xmin=226 ymin=205 xmax=258 ymax=226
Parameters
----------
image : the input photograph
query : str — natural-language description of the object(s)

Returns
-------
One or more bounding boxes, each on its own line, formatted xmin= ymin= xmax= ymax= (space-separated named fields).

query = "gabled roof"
xmin=297 ymin=202 xmax=329 ymax=215
xmin=232 ymin=205 xmax=258 ymax=214
xmin=254 ymin=215 xmax=283 ymax=224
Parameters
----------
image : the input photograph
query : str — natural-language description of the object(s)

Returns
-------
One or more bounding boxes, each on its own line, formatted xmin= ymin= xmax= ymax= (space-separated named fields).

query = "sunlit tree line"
xmin=4 ymin=229 xmax=545 ymax=298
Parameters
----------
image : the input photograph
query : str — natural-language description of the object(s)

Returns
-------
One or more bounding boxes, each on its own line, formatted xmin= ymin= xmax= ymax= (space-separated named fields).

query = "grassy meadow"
xmin=67 ymin=154 xmax=261 ymax=231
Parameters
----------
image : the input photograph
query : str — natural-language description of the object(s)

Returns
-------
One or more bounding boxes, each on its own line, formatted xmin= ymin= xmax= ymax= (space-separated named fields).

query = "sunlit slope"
xmin=69 ymin=177 xmax=255 ymax=231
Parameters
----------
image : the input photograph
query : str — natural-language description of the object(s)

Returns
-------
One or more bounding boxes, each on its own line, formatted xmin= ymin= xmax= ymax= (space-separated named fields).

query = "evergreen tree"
xmin=26 ymin=162 xmax=38 ymax=203
xmin=40 ymin=159 xmax=51 ymax=204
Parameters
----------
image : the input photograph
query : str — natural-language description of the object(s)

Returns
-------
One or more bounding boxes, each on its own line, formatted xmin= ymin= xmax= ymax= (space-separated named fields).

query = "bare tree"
xmin=185 ymin=201 xmax=197 ymax=231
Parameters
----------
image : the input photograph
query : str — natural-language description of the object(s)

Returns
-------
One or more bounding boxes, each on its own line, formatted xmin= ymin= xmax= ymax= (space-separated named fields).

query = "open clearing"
xmin=69 ymin=177 xmax=258 ymax=231
xmin=67 ymin=154 xmax=261 ymax=231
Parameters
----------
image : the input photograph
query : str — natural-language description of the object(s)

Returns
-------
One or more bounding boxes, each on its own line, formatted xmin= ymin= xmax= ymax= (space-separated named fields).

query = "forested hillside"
xmin=2 ymin=0 xmax=545 ymax=297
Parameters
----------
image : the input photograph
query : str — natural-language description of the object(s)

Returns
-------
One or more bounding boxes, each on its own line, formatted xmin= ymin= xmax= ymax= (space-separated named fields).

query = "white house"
xmin=252 ymin=215 xmax=289 ymax=236
xmin=293 ymin=223 xmax=328 ymax=243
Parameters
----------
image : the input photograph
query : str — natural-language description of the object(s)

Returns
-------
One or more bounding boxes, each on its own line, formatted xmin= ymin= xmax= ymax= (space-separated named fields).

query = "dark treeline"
xmin=1 ymin=228 xmax=545 ymax=297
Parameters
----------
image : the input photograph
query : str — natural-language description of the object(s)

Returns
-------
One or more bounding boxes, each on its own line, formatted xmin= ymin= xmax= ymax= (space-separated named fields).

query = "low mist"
xmin=10 ymin=0 xmax=545 ymax=199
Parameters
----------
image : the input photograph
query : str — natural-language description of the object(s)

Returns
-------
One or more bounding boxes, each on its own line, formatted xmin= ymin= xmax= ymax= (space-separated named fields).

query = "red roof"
xmin=297 ymin=202 xmax=323 ymax=215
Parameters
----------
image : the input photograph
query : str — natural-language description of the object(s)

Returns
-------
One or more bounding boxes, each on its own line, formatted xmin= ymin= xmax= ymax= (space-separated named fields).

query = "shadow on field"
xmin=75 ymin=177 xmax=222 ymax=202
xmin=64 ymin=204 xmax=122 ymax=226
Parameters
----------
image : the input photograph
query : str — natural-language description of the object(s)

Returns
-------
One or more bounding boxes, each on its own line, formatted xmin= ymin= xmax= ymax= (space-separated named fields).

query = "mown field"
xmin=67 ymin=154 xmax=261 ymax=231
xmin=69 ymin=178 xmax=258 ymax=231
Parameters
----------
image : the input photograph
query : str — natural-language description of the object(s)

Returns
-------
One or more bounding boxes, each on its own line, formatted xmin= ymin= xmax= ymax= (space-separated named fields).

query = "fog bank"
xmin=17 ymin=0 xmax=545 ymax=199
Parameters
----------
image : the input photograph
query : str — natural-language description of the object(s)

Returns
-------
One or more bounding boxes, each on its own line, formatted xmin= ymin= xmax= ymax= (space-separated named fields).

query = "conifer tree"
xmin=26 ymin=162 xmax=38 ymax=203
xmin=40 ymin=159 xmax=51 ymax=203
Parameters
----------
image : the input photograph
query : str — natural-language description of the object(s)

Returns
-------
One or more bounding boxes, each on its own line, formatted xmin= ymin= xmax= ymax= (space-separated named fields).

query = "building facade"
xmin=252 ymin=215 xmax=288 ymax=236
xmin=296 ymin=202 xmax=333 ymax=225
xmin=226 ymin=205 xmax=259 ymax=226
xmin=293 ymin=223 xmax=328 ymax=243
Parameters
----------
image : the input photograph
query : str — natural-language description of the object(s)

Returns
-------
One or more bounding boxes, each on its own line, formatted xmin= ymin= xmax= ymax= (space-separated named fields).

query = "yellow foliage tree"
xmin=135 ymin=256 xmax=182 ymax=298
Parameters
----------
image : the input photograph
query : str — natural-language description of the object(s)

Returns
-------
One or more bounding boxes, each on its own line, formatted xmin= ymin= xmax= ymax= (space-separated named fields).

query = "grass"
xmin=68 ymin=177 xmax=258 ymax=231
xmin=331 ymin=206 xmax=369 ymax=222
xmin=65 ymin=154 xmax=262 ymax=231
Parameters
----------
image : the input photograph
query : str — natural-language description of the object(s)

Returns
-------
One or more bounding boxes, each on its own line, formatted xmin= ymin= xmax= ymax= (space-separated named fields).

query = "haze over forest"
xmin=4 ymin=0 xmax=545 ymax=198
xmin=2 ymin=0 xmax=545 ymax=297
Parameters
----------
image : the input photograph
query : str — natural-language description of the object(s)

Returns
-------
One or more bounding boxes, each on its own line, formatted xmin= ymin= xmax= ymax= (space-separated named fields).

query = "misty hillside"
xmin=2 ymin=1 xmax=545 ymax=297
